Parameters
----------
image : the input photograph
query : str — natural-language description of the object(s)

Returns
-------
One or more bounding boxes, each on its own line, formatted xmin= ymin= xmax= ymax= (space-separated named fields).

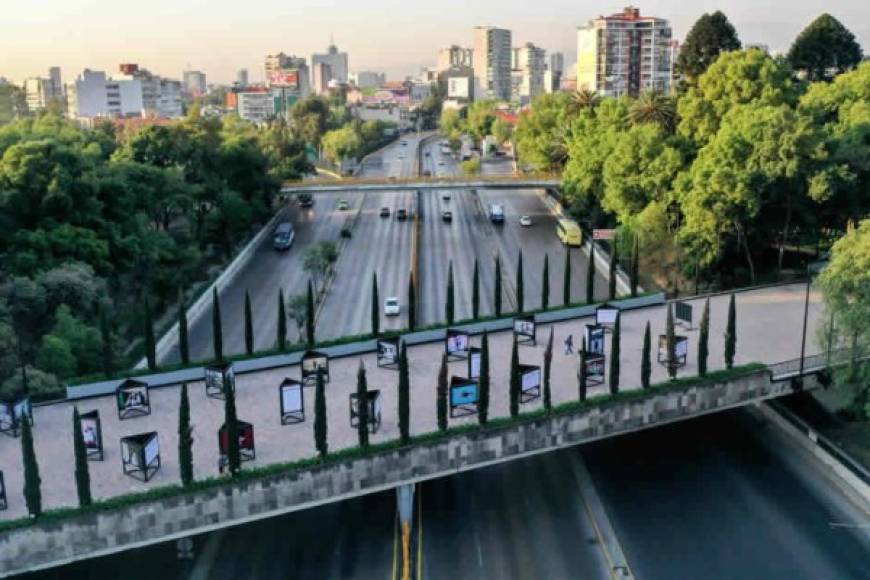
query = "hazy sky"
xmin=1 ymin=0 xmax=868 ymax=84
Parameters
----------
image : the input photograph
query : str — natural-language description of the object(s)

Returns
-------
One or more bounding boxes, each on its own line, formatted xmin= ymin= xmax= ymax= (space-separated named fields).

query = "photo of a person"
xmin=83 ymin=423 xmax=98 ymax=449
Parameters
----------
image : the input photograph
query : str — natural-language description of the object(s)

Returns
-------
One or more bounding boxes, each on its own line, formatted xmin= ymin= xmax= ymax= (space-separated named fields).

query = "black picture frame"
xmin=120 ymin=432 xmax=160 ymax=482
xmin=584 ymin=324 xmax=606 ymax=356
xmin=204 ymin=362 xmax=234 ymax=400
xmin=519 ymin=364 xmax=542 ymax=403
xmin=279 ymin=378 xmax=305 ymax=425
xmin=0 ymin=470 xmax=6 ymax=511
xmin=0 ymin=396 xmax=33 ymax=438
xmin=80 ymin=409 xmax=104 ymax=461
xmin=467 ymin=347 xmax=482 ymax=379
xmin=349 ymin=390 xmax=382 ymax=433
xmin=674 ymin=301 xmax=693 ymax=329
xmin=595 ymin=303 xmax=620 ymax=330
xmin=377 ymin=337 xmax=400 ymax=370
xmin=219 ymin=420 xmax=256 ymax=462
xmin=301 ymin=350 xmax=330 ymax=384
xmin=514 ymin=315 xmax=537 ymax=346
xmin=445 ymin=328 xmax=470 ymax=361
xmin=580 ymin=352 xmax=606 ymax=387
xmin=657 ymin=335 xmax=689 ymax=368
xmin=449 ymin=376 xmax=479 ymax=417
xmin=116 ymin=379 xmax=151 ymax=420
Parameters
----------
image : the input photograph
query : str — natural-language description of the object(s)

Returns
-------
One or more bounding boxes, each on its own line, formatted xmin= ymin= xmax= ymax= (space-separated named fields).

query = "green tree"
xmin=398 ymin=341 xmax=410 ymax=443
xmin=408 ymin=273 xmax=417 ymax=331
xmin=516 ymin=250 xmax=524 ymax=314
xmin=144 ymin=298 xmax=156 ymax=370
xmin=543 ymin=327 xmax=553 ymax=412
xmin=178 ymin=296 xmax=189 ymax=365
xmin=541 ymin=254 xmax=550 ymax=310
xmin=641 ymin=321 xmax=651 ymax=389
xmin=306 ymin=280 xmax=315 ymax=347
xmin=178 ymin=383 xmax=193 ymax=486
xmin=223 ymin=375 xmax=240 ymax=476
xmin=492 ymin=118 xmax=513 ymax=145
xmin=370 ymin=273 xmax=380 ymax=336
xmin=724 ymin=293 xmax=737 ymax=369
xmin=666 ymin=304 xmax=678 ymax=380
xmin=244 ymin=290 xmax=254 ymax=356
xmin=787 ymin=14 xmax=863 ymax=82
xmin=494 ymin=255 xmax=503 ymax=317
xmin=509 ymin=333 xmax=520 ymax=418
xmin=212 ymin=288 xmax=223 ymax=362
xmin=472 ymin=259 xmax=480 ymax=320
xmin=21 ymin=415 xmax=41 ymax=517
xmin=436 ymin=353 xmax=448 ymax=432
xmin=314 ymin=368 xmax=328 ymax=457
xmin=356 ymin=362 xmax=370 ymax=448
xmin=698 ymin=298 xmax=711 ymax=376
xmin=578 ymin=337 xmax=587 ymax=402
xmin=586 ymin=251 xmax=595 ymax=304
xmin=628 ymin=91 xmax=678 ymax=133
xmin=322 ymin=124 xmax=363 ymax=165
xmin=446 ymin=261 xmax=455 ymax=325
xmin=515 ymin=92 xmax=576 ymax=171
xmin=278 ymin=289 xmax=288 ymax=350
xmin=479 ymin=331 xmax=490 ymax=425
xmin=72 ymin=406 xmax=92 ymax=507
xmin=609 ymin=313 xmax=621 ymax=393
xmin=36 ymin=335 xmax=75 ymax=379
xmin=676 ymin=11 xmax=742 ymax=81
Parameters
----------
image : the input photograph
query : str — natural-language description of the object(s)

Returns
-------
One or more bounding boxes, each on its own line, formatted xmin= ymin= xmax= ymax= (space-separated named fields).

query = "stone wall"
xmin=0 ymin=369 xmax=808 ymax=577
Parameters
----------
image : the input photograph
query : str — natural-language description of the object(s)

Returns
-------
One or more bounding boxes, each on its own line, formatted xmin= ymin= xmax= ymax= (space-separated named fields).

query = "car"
xmin=441 ymin=210 xmax=453 ymax=223
xmin=297 ymin=193 xmax=313 ymax=208
xmin=437 ymin=160 xmax=445 ymax=166
xmin=384 ymin=297 xmax=400 ymax=316
xmin=424 ymin=151 xmax=431 ymax=156
xmin=396 ymin=208 xmax=408 ymax=221
xmin=272 ymin=222 xmax=295 ymax=250
xmin=401 ymin=141 xmax=408 ymax=146
xmin=422 ymin=170 xmax=431 ymax=177
xmin=337 ymin=199 xmax=349 ymax=211
xmin=441 ymin=192 xmax=451 ymax=201
xmin=379 ymin=207 xmax=391 ymax=217
xmin=520 ymin=215 xmax=533 ymax=227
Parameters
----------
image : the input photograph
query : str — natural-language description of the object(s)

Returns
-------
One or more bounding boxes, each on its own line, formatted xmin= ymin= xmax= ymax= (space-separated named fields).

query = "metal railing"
xmin=768 ymin=350 xmax=868 ymax=382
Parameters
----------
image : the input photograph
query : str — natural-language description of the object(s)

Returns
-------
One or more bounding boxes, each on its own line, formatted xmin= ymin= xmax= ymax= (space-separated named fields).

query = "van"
xmin=489 ymin=204 xmax=505 ymax=224
xmin=273 ymin=222 xmax=295 ymax=250
xmin=555 ymin=219 xmax=582 ymax=246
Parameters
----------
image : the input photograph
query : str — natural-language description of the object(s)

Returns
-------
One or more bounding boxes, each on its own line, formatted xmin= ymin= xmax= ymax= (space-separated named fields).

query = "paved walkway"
xmin=0 ymin=284 xmax=824 ymax=520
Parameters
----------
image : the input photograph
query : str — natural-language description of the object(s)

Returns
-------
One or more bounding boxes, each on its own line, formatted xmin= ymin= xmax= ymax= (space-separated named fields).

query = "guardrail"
xmin=281 ymin=174 xmax=562 ymax=193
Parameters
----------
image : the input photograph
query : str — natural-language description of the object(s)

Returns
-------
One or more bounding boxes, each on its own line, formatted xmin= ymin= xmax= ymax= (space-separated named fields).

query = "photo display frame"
xmin=467 ymin=347 xmax=482 ymax=379
xmin=658 ymin=335 xmax=689 ymax=368
xmin=301 ymin=350 xmax=330 ymax=384
xmin=0 ymin=396 xmax=33 ymax=438
xmin=449 ymin=376 xmax=479 ymax=418
xmin=377 ymin=337 xmax=400 ymax=369
xmin=279 ymin=378 xmax=305 ymax=425
xmin=514 ymin=315 xmax=537 ymax=346
xmin=519 ymin=364 xmax=542 ymax=403
xmin=120 ymin=431 xmax=160 ymax=482
xmin=116 ymin=379 xmax=150 ymax=420
xmin=80 ymin=409 xmax=104 ymax=461
xmin=674 ymin=301 xmax=693 ymax=329
xmin=204 ymin=362 xmax=235 ymax=400
xmin=219 ymin=420 xmax=256 ymax=462
xmin=584 ymin=324 xmax=606 ymax=356
xmin=349 ymin=390 xmax=382 ymax=432
xmin=445 ymin=329 xmax=470 ymax=361
xmin=581 ymin=352 xmax=606 ymax=386
xmin=595 ymin=303 xmax=620 ymax=330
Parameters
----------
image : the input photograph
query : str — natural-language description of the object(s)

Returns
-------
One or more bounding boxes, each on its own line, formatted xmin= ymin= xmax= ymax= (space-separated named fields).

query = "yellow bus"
xmin=556 ymin=219 xmax=583 ymax=246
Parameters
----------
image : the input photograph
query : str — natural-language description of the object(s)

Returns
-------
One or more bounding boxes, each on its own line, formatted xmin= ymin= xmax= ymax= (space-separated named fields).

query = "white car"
xmin=384 ymin=297 xmax=400 ymax=316
xmin=520 ymin=215 xmax=533 ymax=227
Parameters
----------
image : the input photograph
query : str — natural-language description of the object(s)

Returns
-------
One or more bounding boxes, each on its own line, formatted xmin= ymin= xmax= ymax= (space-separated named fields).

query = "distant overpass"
xmin=281 ymin=175 xmax=562 ymax=194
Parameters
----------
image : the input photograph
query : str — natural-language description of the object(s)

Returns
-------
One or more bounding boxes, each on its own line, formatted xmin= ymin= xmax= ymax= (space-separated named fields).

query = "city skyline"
xmin=1 ymin=0 xmax=868 ymax=84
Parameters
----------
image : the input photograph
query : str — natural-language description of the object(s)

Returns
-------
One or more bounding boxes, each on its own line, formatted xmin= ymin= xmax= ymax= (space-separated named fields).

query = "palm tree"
xmin=628 ymin=90 xmax=677 ymax=133
xmin=570 ymin=88 xmax=601 ymax=116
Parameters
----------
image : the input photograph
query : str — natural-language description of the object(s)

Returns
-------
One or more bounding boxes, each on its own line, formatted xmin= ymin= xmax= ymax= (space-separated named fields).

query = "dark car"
xmin=441 ymin=210 xmax=453 ymax=223
xmin=297 ymin=193 xmax=313 ymax=207
xmin=380 ymin=207 xmax=391 ymax=218
xmin=396 ymin=209 xmax=408 ymax=221
xmin=272 ymin=222 xmax=295 ymax=250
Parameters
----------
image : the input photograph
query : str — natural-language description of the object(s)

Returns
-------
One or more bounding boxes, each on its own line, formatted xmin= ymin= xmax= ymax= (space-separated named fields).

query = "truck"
xmin=489 ymin=204 xmax=505 ymax=224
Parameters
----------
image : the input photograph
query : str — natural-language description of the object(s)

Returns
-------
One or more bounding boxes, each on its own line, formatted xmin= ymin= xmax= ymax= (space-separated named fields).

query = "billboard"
xmin=447 ymin=77 xmax=470 ymax=99
xmin=269 ymin=69 xmax=300 ymax=88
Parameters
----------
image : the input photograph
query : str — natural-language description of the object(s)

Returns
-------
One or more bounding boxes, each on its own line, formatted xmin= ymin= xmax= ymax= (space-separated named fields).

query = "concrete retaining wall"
xmin=5 ymin=368 xmax=801 ymax=577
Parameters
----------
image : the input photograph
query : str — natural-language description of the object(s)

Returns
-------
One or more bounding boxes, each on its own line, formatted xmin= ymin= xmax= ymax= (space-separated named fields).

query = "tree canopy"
xmin=787 ymin=14 xmax=863 ymax=82
xmin=676 ymin=11 xmax=741 ymax=81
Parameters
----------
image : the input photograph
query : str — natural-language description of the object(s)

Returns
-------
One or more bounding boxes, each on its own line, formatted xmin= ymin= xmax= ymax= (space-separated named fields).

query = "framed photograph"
xmin=279 ymin=378 xmax=305 ymax=424
xmin=349 ymin=390 xmax=382 ymax=433
xmin=657 ymin=335 xmax=689 ymax=368
xmin=595 ymin=304 xmax=620 ymax=329
xmin=514 ymin=315 xmax=537 ymax=346
xmin=0 ymin=396 xmax=33 ymax=438
xmin=204 ymin=362 xmax=235 ymax=400
xmin=80 ymin=409 xmax=104 ymax=461
xmin=445 ymin=329 xmax=470 ymax=361
xmin=377 ymin=337 xmax=400 ymax=369
xmin=301 ymin=351 xmax=330 ymax=384
xmin=120 ymin=432 xmax=160 ymax=482
xmin=519 ymin=364 xmax=541 ymax=403
xmin=116 ymin=379 xmax=151 ymax=420
xmin=584 ymin=324 xmax=606 ymax=356
xmin=581 ymin=352 xmax=606 ymax=387
xmin=449 ymin=376 xmax=479 ymax=418
xmin=467 ymin=347 xmax=482 ymax=379
xmin=219 ymin=420 xmax=256 ymax=462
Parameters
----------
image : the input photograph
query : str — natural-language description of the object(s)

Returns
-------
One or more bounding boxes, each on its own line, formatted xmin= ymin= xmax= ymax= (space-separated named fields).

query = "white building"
xmin=182 ymin=70 xmax=207 ymax=96
xmin=511 ymin=43 xmax=547 ymax=105
xmin=66 ymin=69 xmax=143 ymax=119
xmin=353 ymin=105 xmax=411 ymax=130
xmin=237 ymin=90 xmax=274 ymax=123
xmin=437 ymin=45 xmax=473 ymax=72
xmin=312 ymin=62 xmax=332 ymax=95
xmin=576 ymin=6 xmax=673 ymax=97
xmin=472 ymin=26 xmax=512 ymax=101
xmin=311 ymin=42 xmax=348 ymax=84
xmin=350 ymin=71 xmax=385 ymax=88
xmin=23 ymin=67 xmax=63 ymax=113
xmin=117 ymin=64 xmax=183 ymax=118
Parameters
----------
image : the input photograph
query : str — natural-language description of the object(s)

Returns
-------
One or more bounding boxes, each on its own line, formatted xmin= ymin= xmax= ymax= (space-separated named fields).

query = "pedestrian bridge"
xmin=281 ymin=175 xmax=562 ymax=194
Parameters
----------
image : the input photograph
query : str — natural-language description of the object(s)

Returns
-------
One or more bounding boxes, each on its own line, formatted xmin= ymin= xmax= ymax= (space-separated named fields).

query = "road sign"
xmin=593 ymin=229 xmax=616 ymax=240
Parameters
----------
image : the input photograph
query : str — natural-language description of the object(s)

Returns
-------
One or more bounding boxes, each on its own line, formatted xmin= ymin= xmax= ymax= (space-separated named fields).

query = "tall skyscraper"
xmin=511 ymin=42 xmax=547 ymax=105
xmin=437 ymin=45 xmax=473 ymax=72
xmin=236 ymin=69 xmax=249 ymax=87
xmin=548 ymin=52 xmax=565 ymax=93
xmin=182 ymin=70 xmax=207 ymax=96
xmin=311 ymin=41 xmax=348 ymax=85
xmin=576 ymin=6 xmax=673 ymax=97
xmin=472 ymin=26 xmax=512 ymax=101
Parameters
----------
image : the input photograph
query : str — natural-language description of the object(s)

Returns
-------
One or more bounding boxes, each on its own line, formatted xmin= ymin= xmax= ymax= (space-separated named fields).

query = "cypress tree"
xmin=408 ymin=273 xmax=417 ymax=331
xmin=471 ymin=259 xmax=480 ymax=320
xmin=356 ymin=361 xmax=370 ymax=448
xmin=509 ymin=333 xmax=520 ymax=418
xmin=100 ymin=306 xmax=113 ymax=379
xmin=398 ymin=341 xmax=410 ymax=444
xmin=478 ymin=331 xmax=490 ymax=425
xmin=725 ymin=293 xmax=736 ymax=369
xmin=436 ymin=353 xmax=448 ymax=432
xmin=178 ymin=294 xmax=189 ymax=365
xmin=641 ymin=321 xmax=651 ymax=389
xmin=666 ymin=304 xmax=677 ymax=380
xmin=445 ymin=261 xmax=455 ymax=325
xmin=541 ymin=254 xmax=550 ymax=310
xmin=371 ymin=273 xmax=380 ymax=336
xmin=563 ymin=247 xmax=572 ymax=306
xmin=516 ymin=250 xmax=524 ymax=314
xmin=72 ymin=407 xmax=92 ymax=507
xmin=314 ymin=368 xmax=328 ymax=457
xmin=144 ymin=297 xmax=156 ymax=370
xmin=212 ymin=288 xmax=223 ymax=362
xmin=178 ymin=383 xmax=193 ymax=486
xmin=244 ymin=290 xmax=254 ymax=356
xmin=21 ymin=416 xmax=41 ymax=517
xmin=277 ymin=289 xmax=287 ymax=351
xmin=224 ymin=378 xmax=240 ymax=476
xmin=630 ymin=237 xmax=640 ymax=298
xmin=698 ymin=298 xmax=710 ymax=376
xmin=608 ymin=246 xmax=617 ymax=301
xmin=306 ymin=280 xmax=315 ymax=347
xmin=543 ymin=327 xmax=553 ymax=412
xmin=578 ymin=337 xmax=587 ymax=402
xmin=494 ymin=255 xmax=503 ymax=317
xmin=609 ymin=313 xmax=621 ymax=394
xmin=586 ymin=250 xmax=595 ymax=304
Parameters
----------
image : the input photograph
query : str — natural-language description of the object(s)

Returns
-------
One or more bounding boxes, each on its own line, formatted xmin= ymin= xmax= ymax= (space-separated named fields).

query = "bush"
xmin=461 ymin=159 xmax=481 ymax=175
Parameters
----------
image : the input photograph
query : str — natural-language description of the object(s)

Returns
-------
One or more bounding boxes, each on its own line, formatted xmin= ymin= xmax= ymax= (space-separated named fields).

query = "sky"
xmin=1 ymin=0 xmax=868 ymax=85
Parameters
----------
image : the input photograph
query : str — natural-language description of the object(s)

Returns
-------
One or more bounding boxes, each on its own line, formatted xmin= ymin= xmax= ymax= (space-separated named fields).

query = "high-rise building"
xmin=23 ymin=67 xmax=63 ymax=112
xmin=437 ymin=45 xmax=473 ymax=72
xmin=182 ymin=70 xmax=207 ymax=96
xmin=511 ymin=42 xmax=547 ymax=105
xmin=237 ymin=87 xmax=274 ymax=123
xmin=66 ymin=69 xmax=143 ymax=119
xmin=116 ymin=64 xmax=183 ymax=118
xmin=311 ymin=41 xmax=348 ymax=84
xmin=312 ymin=62 xmax=332 ymax=95
xmin=472 ymin=26 xmax=512 ymax=101
xmin=350 ymin=71 xmax=385 ymax=88
xmin=548 ymin=52 xmax=565 ymax=92
xmin=576 ymin=6 xmax=673 ymax=97
xmin=236 ymin=69 xmax=249 ymax=87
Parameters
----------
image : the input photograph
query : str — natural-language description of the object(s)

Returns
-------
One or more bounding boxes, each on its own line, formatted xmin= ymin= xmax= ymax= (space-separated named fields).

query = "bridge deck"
xmin=281 ymin=175 xmax=562 ymax=194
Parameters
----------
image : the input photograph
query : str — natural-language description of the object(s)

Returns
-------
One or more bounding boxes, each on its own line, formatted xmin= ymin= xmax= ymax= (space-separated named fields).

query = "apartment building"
xmin=66 ymin=69 xmax=143 ymax=119
xmin=117 ymin=64 xmax=183 ymax=118
xmin=511 ymin=42 xmax=547 ymax=105
xmin=437 ymin=45 xmax=473 ymax=72
xmin=472 ymin=26 xmax=512 ymax=101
